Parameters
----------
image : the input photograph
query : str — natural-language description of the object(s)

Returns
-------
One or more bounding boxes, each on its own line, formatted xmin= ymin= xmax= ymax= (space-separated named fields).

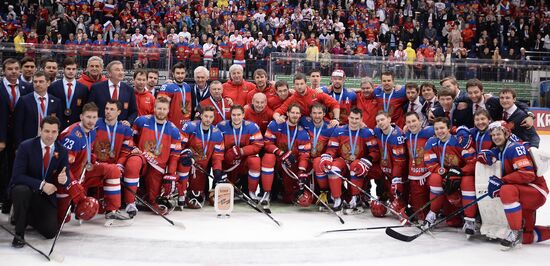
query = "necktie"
xmin=112 ymin=83 xmax=118 ymax=100
xmin=9 ymin=84 xmax=17 ymax=109
xmin=67 ymin=82 xmax=73 ymax=100
xmin=410 ymin=102 xmax=415 ymax=112
xmin=43 ymin=146 xmax=50 ymax=173
xmin=445 ymin=111 xmax=450 ymax=119
xmin=39 ymin=97 xmax=46 ymax=122
xmin=475 ymin=103 xmax=479 ymax=113
xmin=503 ymin=111 xmax=508 ymax=120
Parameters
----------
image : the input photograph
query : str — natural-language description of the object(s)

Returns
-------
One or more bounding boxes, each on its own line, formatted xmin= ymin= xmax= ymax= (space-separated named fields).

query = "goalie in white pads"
xmin=478 ymin=121 xmax=550 ymax=248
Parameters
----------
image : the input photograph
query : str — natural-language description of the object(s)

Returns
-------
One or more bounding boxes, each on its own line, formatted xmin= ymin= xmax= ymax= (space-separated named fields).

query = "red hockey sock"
xmin=248 ymin=170 xmax=260 ymax=194
xmin=328 ymin=173 xmax=343 ymax=199
xmin=503 ymin=201 xmax=523 ymax=230
xmin=349 ymin=176 xmax=364 ymax=196
xmin=177 ymin=173 xmax=189 ymax=197
xmin=104 ymin=176 xmax=121 ymax=212
xmin=261 ymin=167 xmax=274 ymax=192
xmin=461 ymin=190 xmax=477 ymax=218
xmin=315 ymin=174 xmax=328 ymax=190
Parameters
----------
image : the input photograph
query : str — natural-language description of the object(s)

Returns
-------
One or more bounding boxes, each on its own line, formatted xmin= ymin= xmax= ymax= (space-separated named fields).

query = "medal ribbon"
xmin=475 ymin=130 xmax=487 ymax=153
xmin=438 ymin=138 xmax=451 ymax=169
xmin=312 ymin=123 xmax=324 ymax=151
xmin=154 ymin=122 xmax=167 ymax=154
xmin=105 ymin=120 xmax=118 ymax=155
xmin=332 ymin=90 xmax=345 ymax=104
xmin=84 ymin=130 xmax=92 ymax=165
xmin=232 ymin=124 xmax=243 ymax=147
xmin=382 ymin=89 xmax=394 ymax=112
xmin=200 ymin=126 xmax=212 ymax=156
xmin=348 ymin=127 xmax=360 ymax=157
xmin=209 ymin=96 xmax=225 ymax=120
xmin=179 ymin=84 xmax=187 ymax=113
xmin=409 ymin=132 xmax=419 ymax=162
xmin=499 ymin=141 xmax=512 ymax=175
xmin=382 ymin=127 xmax=394 ymax=160
xmin=286 ymin=123 xmax=298 ymax=151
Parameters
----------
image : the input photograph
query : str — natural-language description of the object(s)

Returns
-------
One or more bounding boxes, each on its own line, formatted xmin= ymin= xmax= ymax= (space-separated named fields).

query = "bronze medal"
xmin=350 ymin=155 xmax=356 ymax=161
xmin=412 ymin=160 xmax=416 ymax=167
xmin=109 ymin=151 xmax=115 ymax=158
xmin=382 ymin=159 xmax=388 ymax=166
xmin=182 ymin=106 xmax=189 ymax=114
xmin=64 ymin=109 xmax=72 ymax=116
xmin=86 ymin=163 xmax=93 ymax=172
xmin=438 ymin=167 xmax=446 ymax=175
xmin=312 ymin=148 xmax=317 ymax=155
xmin=154 ymin=149 xmax=161 ymax=156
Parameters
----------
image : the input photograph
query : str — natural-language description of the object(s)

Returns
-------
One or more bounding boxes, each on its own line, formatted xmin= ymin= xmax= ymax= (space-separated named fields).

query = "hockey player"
xmin=157 ymin=62 xmax=193 ymax=130
xmin=244 ymin=92 xmax=273 ymax=134
xmin=423 ymin=117 xmax=477 ymax=235
xmin=374 ymin=71 xmax=407 ymax=128
xmin=267 ymin=80 xmax=292 ymax=111
xmin=60 ymin=103 xmax=128 ymax=222
xmin=319 ymin=107 xmax=380 ymax=212
xmin=304 ymin=102 xmax=337 ymax=207
xmin=133 ymin=69 xmax=155 ymax=116
xmin=479 ymin=121 xmax=550 ymax=248
xmin=93 ymin=100 xmax=139 ymax=217
xmin=261 ymin=103 xmax=312 ymax=210
xmin=404 ymin=111 xmax=434 ymax=221
xmin=321 ymin=70 xmax=356 ymax=124
xmin=199 ymin=81 xmax=231 ymax=126
xmin=178 ymin=105 xmax=225 ymax=209
xmin=274 ymin=73 xmax=340 ymax=127
xmin=373 ymin=111 xmax=407 ymax=210
xmin=246 ymin=69 xmax=275 ymax=105
xmin=355 ymin=77 xmax=379 ymax=129
xmin=217 ymin=105 xmax=263 ymax=200
xmin=131 ymin=97 xmax=182 ymax=215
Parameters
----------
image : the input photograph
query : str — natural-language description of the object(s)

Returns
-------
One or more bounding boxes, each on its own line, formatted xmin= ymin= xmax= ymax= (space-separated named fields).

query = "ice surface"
xmin=2 ymin=137 xmax=550 ymax=266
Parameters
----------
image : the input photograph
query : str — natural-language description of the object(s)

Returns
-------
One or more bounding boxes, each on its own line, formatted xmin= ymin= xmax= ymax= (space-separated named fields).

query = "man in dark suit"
xmin=0 ymin=58 xmax=33 ymax=213
xmin=190 ymin=66 xmax=211 ymax=120
xmin=432 ymin=87 xmax=473 ymax=128
xmin=403 ymin=82 xmax=428 ymax=127
xmin=89 ymin=60 xmax=137 ymax=125
xmin=500 ymin=88 xmax=540 ymax=148
xmin=15 ymin=71 xmax=63 ymax=147
xmin=10 ymin=116 xmax=69 ymax=247
xmin=48 ymin=57 xmax=89 ymax=130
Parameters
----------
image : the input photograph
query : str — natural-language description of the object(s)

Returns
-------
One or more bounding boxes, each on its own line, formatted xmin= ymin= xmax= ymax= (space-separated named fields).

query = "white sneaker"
xmin=125 ymin=203 xmax=138 ymax=218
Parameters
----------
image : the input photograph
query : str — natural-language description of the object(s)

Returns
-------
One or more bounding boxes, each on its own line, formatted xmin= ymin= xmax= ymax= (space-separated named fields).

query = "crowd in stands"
xmin=1 ymin=0 xmax=550 ymax=78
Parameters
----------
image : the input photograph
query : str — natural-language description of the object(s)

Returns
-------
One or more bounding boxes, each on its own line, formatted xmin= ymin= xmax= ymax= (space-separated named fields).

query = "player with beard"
xmin=321 ymin=70 xmax=356 ymax=124
xmin=178 ymin=106 xmax=225 ymax=209
xmin=260 ymin=103 xmax=312 ymax=211
xmin=403 ymin=112 xmax=435 ymax=221
xmin=246 ymin=69 xmax=276 ymax=105
xmin=303 ymin=102 xmax=337 ymax=209
xmin=244 ymin=93 xmax=273 ymax=134
xmin=157 ymin=63 xmax=193 ymax=130
xmin=423 ymin=117 xmax=477 ymax=235
xmin=373 ymin=71 xmax=407 ymax=128
xmin=131 ymin=98 xmax=182 ymax=215
xmin=320 ymin=108 xmax=379 ymax=213
xmin=355 ymin=77 xmax=379 ymax=129
xmin=478 ymin=121 xmax=550 ymax=249
xmin=59 ymin=103 xmax=128 ymax=222
xmin=200 ymin=81 xmax=231 ymax=126
xmin=216 ymin=105 xmax=263 ymax=201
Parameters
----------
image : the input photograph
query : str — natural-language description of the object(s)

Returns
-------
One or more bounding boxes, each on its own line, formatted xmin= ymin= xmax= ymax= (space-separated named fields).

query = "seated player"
xmin=216 ymin=105 xmax=263 ymax=200
xmin=479 ymin=121 xmax=550 ymax=248
xmin=423 ymin=117 xmax=477 ymax=235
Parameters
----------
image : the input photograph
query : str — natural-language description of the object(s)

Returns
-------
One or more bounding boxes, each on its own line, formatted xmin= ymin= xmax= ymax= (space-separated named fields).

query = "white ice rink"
xmin=2 ymin=137 xmax=550 ymax=266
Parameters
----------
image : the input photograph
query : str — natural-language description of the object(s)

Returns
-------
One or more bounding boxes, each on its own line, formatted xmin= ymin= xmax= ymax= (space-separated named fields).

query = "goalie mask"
xmin=488 ymin=120 xmax=512 ymax=136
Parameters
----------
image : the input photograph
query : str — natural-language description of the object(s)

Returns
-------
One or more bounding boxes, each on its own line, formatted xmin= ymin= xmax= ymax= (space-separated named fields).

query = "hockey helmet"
xmin=370 ymin=200 xmax=387 ymax=217
xmin=488 ymin=120 xmax=512 ymax=136
xmin=296 ymin=189 xmax=314 ymax=207
xmin=75 ymin=197 xmax=99 ymax=221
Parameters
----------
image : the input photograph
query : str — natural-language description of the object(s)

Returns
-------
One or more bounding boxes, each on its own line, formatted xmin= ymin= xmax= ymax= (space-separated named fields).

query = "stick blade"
xmin=171 ymin=220 xmax=186 ymax=229
xmin=385 ymin=227 xmax=421 ymax=242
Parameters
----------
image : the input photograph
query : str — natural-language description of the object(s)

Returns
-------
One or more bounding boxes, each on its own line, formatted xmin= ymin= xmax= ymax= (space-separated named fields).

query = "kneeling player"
xmin=423 ymin=117 xmax=477 ymax=235
xmin=479 ymin=121 xmax=550 ymax=248
xmin=261 ymin=103 xmax=311 ymax=211
xmin=217 ymin=105 xmax=263 ymax=200
xmin=320 ymin=107 xmax=379 ymax=213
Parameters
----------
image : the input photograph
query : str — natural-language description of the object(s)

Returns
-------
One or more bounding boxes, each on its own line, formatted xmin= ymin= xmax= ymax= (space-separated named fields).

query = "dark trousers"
xmin=11 ymin=185 xmax=58 ymax=239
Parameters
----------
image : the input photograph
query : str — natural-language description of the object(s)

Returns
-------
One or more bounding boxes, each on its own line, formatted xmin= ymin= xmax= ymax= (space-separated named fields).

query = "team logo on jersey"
xmin=443 ymin=154 xmax=459 ymax=167
xmin=94 ymin=140 xmax=112 ymax=161
xmin=143 ymin=140 xmax=161 ymax=157
xmin=75 ymin=130 xmax=82 ymax=138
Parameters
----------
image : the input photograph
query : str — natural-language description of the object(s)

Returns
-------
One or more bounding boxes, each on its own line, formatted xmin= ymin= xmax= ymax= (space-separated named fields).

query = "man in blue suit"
xmin=10 ymin=116 xmax=70 ymax=247
xmin=48 ymin=57 xmax=89 ymax=130
xmin=15 ymin=71 xmax=63 ymax=147
xmin=0 ymin=58 xmax=33 ymax=214
xmin=89 ymin=60 xmax=137 ymax=126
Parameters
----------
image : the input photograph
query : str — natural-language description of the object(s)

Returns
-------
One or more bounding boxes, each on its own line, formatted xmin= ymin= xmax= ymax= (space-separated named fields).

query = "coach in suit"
xmin=0 ymin=58 xmax=33 ymax=214
xmin=48 ymin=57 xmax=89 ymax=130
xmin=500 ymin=88 xmax=540 ymax=148
xmin=15 ymin=71 xmax=63 ymax=147
xmin=190 ymin=66 xmax=211 ymax=120
xmin=10 ymin=116 xmax=70 ymax=247
xmin=89 ymin=60 xmax=137 ymax=125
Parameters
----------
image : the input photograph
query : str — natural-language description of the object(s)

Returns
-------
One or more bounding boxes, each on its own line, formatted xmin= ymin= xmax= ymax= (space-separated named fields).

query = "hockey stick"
xmin=385 ymin=193 xmax=489 ymax=242
xmin=48 ymin=166 xmax=85 ymax=257
xmin=193 ymin=164 xmax=282 ymax=227
xmin=1 ymin=224 xmax=64 ymax=262
xmin=282 ymin=165 xmax=345 ymax=224
xmin=329 ymin=169 xmax=411 ymax=223
xmin=121 ymin=184 xmax=186 ymax=229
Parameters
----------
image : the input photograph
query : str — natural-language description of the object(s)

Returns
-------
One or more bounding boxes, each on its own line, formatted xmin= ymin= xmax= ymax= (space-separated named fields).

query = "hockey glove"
xmin=116 ymin=164 xmax=125 ymax=174
xmin=443 ymin=175 xmax=461 ymax=195
xmin=391 ymin=177 xmax=404 ymax=198
xmin=298 ymin=170 xmax=309 ymax=187
xmin=67 ymin=180 xmax=86 ymax=204
xmin=280 ymin=150 xmax=297 ymax=168
xmin=161 ymin=175 xmax=177 ymax=198
xmin=213 ymin=169 xmax=224 ymax=184
xmin=350 ymin=158 xmax=372 ymax=177
xmin=179 ymin=149 xmax=194 ymax=166
xmin=224 ymin=147 xmax=241 ymax=165
xmin=455 ymin=126 xmax=472 ymax=149
xmin=319 ymin=154 xmax=333 ymax=171
xmin=477 ymin=149 xmax=497 ymax=166
xmin=488 ymin=175 xmax=503 ymax=198
xmin=445 ymin=167 xmax=463 ymax=178
xmin=231 ymin=146 xmax=242 ymax=159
